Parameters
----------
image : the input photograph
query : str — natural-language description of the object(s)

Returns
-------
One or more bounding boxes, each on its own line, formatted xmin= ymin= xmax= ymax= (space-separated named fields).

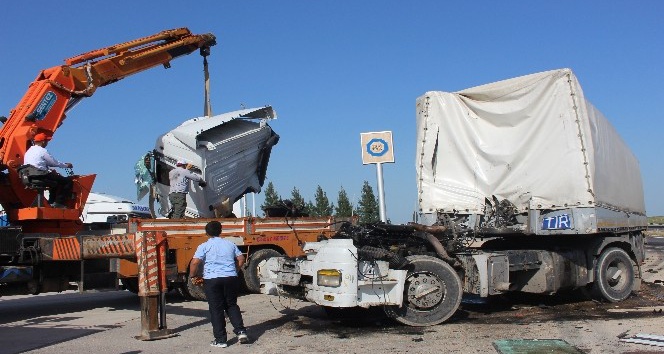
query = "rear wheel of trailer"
xmin=592 ymin=247 xmax=635 ymax=302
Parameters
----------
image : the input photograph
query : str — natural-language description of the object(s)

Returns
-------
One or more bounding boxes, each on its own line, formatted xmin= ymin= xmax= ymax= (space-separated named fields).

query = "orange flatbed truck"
xmin=118 ymin=216 xmax=344 ymax=299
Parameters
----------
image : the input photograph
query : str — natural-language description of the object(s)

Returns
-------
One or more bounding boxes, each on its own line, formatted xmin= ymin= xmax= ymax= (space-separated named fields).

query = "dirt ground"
xmin=4 ymin=236 xmax=663 ymax=354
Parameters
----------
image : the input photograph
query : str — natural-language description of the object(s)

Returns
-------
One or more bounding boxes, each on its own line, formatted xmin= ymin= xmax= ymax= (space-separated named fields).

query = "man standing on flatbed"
xmin=168 ymin=160 xmax=206 ymax=218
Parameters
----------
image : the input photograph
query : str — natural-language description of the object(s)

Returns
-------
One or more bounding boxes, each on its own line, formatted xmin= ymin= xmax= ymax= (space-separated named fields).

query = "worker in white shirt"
xmin=23 ymin=133 xmax=73 ymax=208
xmin=168 ymin=160 xmax=206 ymax=218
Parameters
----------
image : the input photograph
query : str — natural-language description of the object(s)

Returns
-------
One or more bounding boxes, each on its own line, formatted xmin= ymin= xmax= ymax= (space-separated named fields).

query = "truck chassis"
xmin=261 ymin=220 xmax=645 ymax=326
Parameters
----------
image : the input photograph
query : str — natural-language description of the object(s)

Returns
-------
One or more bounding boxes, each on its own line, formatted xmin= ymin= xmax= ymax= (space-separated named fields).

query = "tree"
xmin=261 ymin=181 xmax=280 ymax=214
xmin=305 ymin=200 xmax=315 ymax=216
xmin=335 ymin=186 xmax=353 ymax=217
xmin=290 ymin=187 xmax=306 ymax=211
xmin=311 ymin=185 xmax=334 ymax=217
xmin=357 ymin=181 xmax=379 ymax=223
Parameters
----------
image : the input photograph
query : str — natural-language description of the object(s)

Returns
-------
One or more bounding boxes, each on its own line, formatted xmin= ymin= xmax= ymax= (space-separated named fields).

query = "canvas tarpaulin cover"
xmin=416 ymin=68 xmax=645 ymax=215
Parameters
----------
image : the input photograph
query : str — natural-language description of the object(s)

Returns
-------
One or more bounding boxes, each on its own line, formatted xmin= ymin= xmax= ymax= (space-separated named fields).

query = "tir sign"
xmin=541 ymin=213 xmax=573 ymax=230
xmin=361 ymin=131 xmax=395 ymax=164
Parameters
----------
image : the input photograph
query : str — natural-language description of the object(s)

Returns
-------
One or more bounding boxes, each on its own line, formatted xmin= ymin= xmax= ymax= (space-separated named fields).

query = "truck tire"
xmin=177 ymin=274 xmax=207 ymax=301
xmin=592 ymin=247 xmax=635 ymax=302
xmin=121 ymin=278 xmax=139 ymax=294
xmin=244 ymin=249 xmax=282 ymax=293
xmin=384 ymin=255 xmax=462 ymax=326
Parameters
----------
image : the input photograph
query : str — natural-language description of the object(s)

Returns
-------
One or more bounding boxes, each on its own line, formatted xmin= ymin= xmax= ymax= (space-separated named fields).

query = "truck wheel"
xmin=244 ymin=249 xmax=282 ymax=293
xmin=384 ymin=255 xmax=462 ymax=326
xmin=121 ymin=278 xmax=139 ymax=294
xmin=592 ymin=247 xmax=635 ymax=302
xmin=177 ymin=274 xmax=207 ymax=301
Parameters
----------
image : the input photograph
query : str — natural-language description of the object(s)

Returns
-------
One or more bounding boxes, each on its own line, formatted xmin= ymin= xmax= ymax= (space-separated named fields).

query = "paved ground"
xmin=0 ymin=236 xmax=662 ymax=354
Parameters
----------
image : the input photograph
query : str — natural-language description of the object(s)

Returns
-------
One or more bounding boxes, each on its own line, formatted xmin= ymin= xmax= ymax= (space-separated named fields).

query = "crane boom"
xmin=0 ymin=28 xmax=216 ymax=234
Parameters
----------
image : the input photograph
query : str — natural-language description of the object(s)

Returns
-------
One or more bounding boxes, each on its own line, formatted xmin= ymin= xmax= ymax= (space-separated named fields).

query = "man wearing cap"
xmin=168 ymin=160 xmax=206 ymax=218
xmin=23 ymin=133 xmax=74 ymax=208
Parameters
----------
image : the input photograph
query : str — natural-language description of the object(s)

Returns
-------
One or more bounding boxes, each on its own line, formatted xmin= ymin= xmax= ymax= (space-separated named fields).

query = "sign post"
xmin=361 ymin=131 xmax=395 ymax=223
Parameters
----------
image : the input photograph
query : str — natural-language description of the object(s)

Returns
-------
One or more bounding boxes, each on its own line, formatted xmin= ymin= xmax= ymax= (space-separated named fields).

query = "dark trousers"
xmin=203 ymin=276 xmax=246 ymax=342
xmin=168 ymin=192 xmax=187 ymax=218
xmin=35 ymin=172 xmax=73 ymax=205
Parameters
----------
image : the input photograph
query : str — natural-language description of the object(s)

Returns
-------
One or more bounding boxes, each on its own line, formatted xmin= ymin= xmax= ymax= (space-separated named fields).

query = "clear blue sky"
xmin=1 ymin=1 xmax=662 ymax=223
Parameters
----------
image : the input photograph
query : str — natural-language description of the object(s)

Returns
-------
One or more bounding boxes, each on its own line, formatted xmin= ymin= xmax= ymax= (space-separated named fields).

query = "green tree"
xmin=290 ymin=187 xmax=306 ymax=211
xmin=305 ymin=200 xmax=315 ymax=216
xmin=335 ymin=186 xmax=353 ymax=217
xmin=357 ymin=181 xmax=379 ymax=223
xmin=311 ymin=185 xmax=334 ymax=217
xmin=261 ymin=181 xmax=281 ymax=214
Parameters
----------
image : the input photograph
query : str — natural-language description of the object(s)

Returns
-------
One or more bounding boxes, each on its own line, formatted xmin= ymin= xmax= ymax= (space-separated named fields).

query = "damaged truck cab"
xmin=260 ymin=68 xmax=647 ymax=326
xmin=135 ymin=106 xmax=279 ymax=219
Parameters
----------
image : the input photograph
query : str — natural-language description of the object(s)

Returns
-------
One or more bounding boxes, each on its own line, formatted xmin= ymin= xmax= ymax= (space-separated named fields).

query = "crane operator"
xmin=23 ymin=133 xmax=74 ymax=208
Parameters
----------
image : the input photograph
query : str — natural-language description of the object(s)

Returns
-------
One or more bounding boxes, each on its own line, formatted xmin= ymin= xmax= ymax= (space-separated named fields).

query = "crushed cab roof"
xmin=168 ymin=106 xmax=277 ymax=149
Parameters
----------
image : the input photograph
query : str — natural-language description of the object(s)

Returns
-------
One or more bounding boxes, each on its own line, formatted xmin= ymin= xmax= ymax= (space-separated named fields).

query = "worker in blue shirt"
xmin=189 ymin=221 xmax=249 ymax=348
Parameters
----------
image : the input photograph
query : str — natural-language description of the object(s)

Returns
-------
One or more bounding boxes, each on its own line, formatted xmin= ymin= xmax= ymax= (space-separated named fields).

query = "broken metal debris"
xmin=493 ymin=339 xmax=584 ymax=354
xmin=620 ymin=333 xmax=664 ymax=347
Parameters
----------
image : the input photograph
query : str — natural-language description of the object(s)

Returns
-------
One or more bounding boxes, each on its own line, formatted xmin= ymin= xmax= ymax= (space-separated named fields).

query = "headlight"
xmin=317 ymin=269 xmax=342 ymax=287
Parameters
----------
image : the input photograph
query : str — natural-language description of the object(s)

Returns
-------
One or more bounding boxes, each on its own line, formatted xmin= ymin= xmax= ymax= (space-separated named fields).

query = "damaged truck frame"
xmin=261 ymin=69 xmax=648 ymax=326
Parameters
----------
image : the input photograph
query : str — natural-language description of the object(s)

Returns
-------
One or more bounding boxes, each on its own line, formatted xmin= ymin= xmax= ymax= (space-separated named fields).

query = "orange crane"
xmin=0 ymin=28 xmax=216 ymax=235
xmin=0 ymin=28 xmax=215 ymax=340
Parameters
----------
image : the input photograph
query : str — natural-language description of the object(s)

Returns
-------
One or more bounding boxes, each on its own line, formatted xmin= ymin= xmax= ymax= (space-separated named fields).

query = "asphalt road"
xmin=0 ymin=237 xmax=662 ymax=354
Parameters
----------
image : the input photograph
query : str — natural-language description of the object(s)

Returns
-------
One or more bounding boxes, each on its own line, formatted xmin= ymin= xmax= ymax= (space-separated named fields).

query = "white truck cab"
xmin=81 ymin=192 xmax=151 ymax=229
xmin=135 ymin=106 xmax=279 ymax=218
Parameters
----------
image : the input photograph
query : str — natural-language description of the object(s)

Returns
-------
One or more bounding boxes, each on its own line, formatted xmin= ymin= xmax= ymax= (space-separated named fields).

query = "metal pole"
xmin=202 ymin=51 xmax=213 ymax=117
xmin=252 ymin=193 xmax=256 ymax=217
xmin=159 ymin=292 xmax=167 ymax=329
xmin=376 ymin=163 xmax=387 ymax=222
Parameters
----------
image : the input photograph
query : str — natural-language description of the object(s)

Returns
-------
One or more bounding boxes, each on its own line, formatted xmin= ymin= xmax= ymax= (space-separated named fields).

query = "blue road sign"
xmin=367 ymin=138 xmax=389 ymax=157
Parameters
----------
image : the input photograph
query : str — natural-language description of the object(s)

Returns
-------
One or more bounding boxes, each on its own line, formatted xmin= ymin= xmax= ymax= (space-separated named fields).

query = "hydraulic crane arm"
xmin=0 ymin=28 xmax=216 ymax=233
xmin=59 ymin=28 xmax=216 ymax=96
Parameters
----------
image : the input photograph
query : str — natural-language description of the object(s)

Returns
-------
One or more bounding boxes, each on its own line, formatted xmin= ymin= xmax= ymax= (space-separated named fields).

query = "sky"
xmin=1 ymin=1 xmax=662 ymax=223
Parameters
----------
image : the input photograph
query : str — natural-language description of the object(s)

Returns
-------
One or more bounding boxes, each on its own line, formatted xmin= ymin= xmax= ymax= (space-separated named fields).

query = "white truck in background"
xmin=81 ymin=192 xmax=151 ymax=229
xmin=0 ymin=192 xmax=151 ymax=229
xmin=260 ymin=68 xmax=647 ymax=326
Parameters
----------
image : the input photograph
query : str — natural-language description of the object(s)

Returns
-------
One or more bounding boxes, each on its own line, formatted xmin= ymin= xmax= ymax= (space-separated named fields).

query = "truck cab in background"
xmin=81 ymin=192 xmax=151 ymax=230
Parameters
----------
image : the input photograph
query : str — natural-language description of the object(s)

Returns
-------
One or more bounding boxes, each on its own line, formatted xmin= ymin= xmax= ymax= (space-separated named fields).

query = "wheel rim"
xmin=256 ymin=258 xmax=270 ymax=276
xmin=604 ymin=258 xmax=628 ymax=290
xmin=405 ymin=271 xmax=445 ymax=310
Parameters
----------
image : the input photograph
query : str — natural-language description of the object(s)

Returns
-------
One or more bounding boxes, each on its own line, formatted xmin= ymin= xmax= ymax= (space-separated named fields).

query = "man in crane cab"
xmin=23 ymin=133 xmax=74 ymax=208
xmin=168 ymin=160 xmax=206 ymax=218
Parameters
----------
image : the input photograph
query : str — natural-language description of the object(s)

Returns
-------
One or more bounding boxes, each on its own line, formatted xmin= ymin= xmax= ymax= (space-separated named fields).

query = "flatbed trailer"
xmin=118 ymin=216 xmax=343 ymax=298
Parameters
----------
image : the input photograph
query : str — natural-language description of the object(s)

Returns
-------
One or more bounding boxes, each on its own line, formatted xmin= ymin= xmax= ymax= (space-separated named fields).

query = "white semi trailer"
xmin=260 ymin=68 xmax=647 ymax=326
